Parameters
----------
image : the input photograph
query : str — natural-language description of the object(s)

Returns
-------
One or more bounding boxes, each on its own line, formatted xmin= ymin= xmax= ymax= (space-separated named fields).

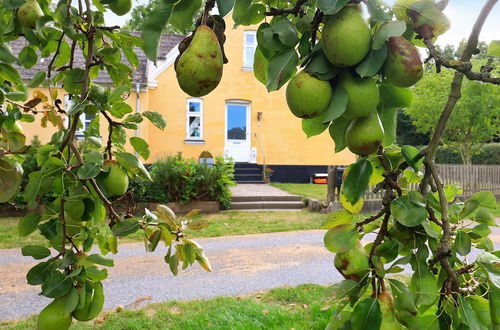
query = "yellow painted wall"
xmin=147 ymin=14 xmax=355 ymax=165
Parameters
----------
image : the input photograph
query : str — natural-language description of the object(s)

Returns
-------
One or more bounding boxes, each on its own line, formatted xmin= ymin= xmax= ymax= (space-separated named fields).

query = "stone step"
xmin=234 ymin=174 xmax=263 ymax=181
xmin=234 ymin=181 xmax=266 ymax=184
xmin=231 ymin=195 xmax=302 ymax=202
xmin=230 ymin=201 xmax=305 ymax=210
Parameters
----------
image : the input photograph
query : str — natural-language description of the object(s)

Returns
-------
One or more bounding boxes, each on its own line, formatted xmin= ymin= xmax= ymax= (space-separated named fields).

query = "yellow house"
xmin=13 ymin=14 xmax=355 ymax=183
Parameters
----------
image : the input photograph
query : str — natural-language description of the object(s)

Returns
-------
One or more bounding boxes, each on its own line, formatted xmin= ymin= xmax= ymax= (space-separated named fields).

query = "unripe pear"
xmin=339 ymin=71 xmax=379 ymax=119
xmin=102 ymin=161 xmax=129 ymax=196
xmin=108 ymin=0 xmax=132 ymax=16
xmin=346 ymin=112 xmax=384 ymax=155
xmin=37 ymin=297 xmax=72 ymax=330
xmin=334 ymin=241 xmax=370 ymax=283
xmin=175 ymin=26 xmax=223 ymax=97
xmin=17 ymin=0 xmax=44 ymax=29
xmin=384 ymin=37 xmax=423 ymax=87
xmin=286 ymin=71 xmax=332 ymax=119
xmin=322 ymin=5 xmax=371 ymax=67
xmin=64 ymin=199 xmax=85 ymax=223
xmin=378 ymin=291 xmax=401 ymax=330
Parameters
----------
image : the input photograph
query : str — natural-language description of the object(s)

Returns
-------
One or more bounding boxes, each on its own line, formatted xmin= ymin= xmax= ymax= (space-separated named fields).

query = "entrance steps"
xmin=230 ymin=195 xmax=305 ymax=210
xmin=234 ymin=163 xmax=265 ymax=184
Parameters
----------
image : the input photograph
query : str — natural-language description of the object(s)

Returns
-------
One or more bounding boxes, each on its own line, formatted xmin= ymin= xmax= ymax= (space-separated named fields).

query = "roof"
xmin=10 ymin=32 xmax=185 ymax=85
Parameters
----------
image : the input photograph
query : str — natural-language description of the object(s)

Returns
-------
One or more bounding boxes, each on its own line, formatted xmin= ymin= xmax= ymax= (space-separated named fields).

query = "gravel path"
xmin=1 ymin=225 xmax=499 ymax=322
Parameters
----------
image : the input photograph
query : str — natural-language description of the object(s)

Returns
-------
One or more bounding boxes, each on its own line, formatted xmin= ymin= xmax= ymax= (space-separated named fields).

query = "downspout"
xmin=135 ymin=82 xmax=141 ymax=137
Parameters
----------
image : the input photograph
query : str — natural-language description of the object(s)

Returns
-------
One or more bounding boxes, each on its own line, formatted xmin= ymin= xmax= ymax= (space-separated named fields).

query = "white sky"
xmin=104 ymin=0 xmax=499 ymax=47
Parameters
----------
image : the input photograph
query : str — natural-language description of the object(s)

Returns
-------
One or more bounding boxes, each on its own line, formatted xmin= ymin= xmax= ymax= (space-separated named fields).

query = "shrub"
xmin=436 ymin=143 xmax=500 ymax=164
xmin=133 ymin=153 xmax=235 ymax=208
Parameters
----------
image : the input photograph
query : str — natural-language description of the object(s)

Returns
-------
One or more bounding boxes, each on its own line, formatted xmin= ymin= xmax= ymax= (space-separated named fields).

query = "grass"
xmin=270 ymin=183 xmax=328 ymax=201
xmin=1 ymin=284 xmax=334 ymax=329
xmin=0 ymin=210 xmax=326 ymax=249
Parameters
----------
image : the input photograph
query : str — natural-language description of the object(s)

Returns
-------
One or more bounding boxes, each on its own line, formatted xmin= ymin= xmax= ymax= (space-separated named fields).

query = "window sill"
xmin=184 ymin=139 xmax=205 ymax=145
xmin=242 ymin=66 xmax=253 ymax=72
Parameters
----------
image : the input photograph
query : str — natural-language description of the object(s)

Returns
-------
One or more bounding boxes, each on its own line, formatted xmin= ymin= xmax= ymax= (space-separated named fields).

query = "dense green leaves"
xmin=142 ymin=3 xmax=175 ymax=62
xmin=391 ymin=195 xmax=427 ymax=227
xmin=317 ymin=0 xmax=350 ymax=15
xmin=169 ymin=0 xmax=202 ymax=31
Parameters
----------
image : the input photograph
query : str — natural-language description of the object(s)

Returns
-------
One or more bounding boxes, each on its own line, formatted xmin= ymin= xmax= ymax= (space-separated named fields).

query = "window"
xmin=186 ymin=98 xmax=203 ymax=141
xmin=243 ymin=31 xmax=257 ymax=69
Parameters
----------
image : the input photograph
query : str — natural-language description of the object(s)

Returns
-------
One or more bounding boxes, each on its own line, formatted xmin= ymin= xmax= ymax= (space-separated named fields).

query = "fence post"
xmin=327 ymin=166 xmax=335 ymax=202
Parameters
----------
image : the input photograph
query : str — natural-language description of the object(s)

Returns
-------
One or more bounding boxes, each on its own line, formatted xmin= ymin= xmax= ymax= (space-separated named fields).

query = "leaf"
xmin=411 ymin=259 xmax=438 ymax=310
xmin=324 ymin=224 xmax=359 ymax=253
xmin=458 ymin=296 xmax=484 ymax=330
xmin=216 ymin=0 xmax=235 ymax=17
xmin=170 ymin=0 xmax=202 ymax=31
xmin=62 ymin=69 xmax=85 ymax=94
xmin=317 ymin=0 xmax=350 ymax=15
xmin=27 ymin=71 xmax=46 ymax=88
xmin=233 ymin=0 xmax=265 ymax=26
xmin=0 ymin=43 xmax=17 ymax=64
xmin=372 ymin=21 xmax=406 ymax=49
xmin=468 ymin=191 xmax=497 ymax=209
xmin=0 ymin=159 xmax=22 ymax=203
xmin=115 ymin=152 xmax=152 ymax=181
xmin=302 ymin=114 xmax=328 ymax=138
xmin=351 ymin=298 xmax=382 ymax=330
xmin=401 ymin=145 xmax=423 ymax=171
xmin=0 ymin=63 xmax=22 ymax=84
xmin=355 ymin=44 xmax=388 ymax=78
xmin=26 ymin=261 xmax=53 ymax=285
xmin=407 ymin=1 xmax=450 ymax=38
xmin=366 ymin=0 xmax=393 ymax=22
xmin=18 ymin=46 xmax=38 ymax=69
xmin=454 ymin=230 xmax=471 ymax=256
xmin=391 ymin=195 xmax=427 ymax=227
xmin=322 ymin=209 xmax=353 ymax=229
xmin=379 ymin=82 xmax=413 ymax=108
xmin=41 ymin=272 xmax=72 ymax=298
xmin=111 ymin=218 xmax=141 ymax=237
xmin=476 ymin=252 xmax=500 ymax=289
xmin=64 ymin=287 xmax=80 ymax=314
xmin=77 ymin=162 xmax=101 ymax=179
xmin=474 ymin=208 xmax=497 ymax=226
xmin=18 ymin=212 xmax=42 ymax=236
xmin=143 ymin=111 xmax=166 ymax=130
xmin=86 ymin=254 xmax=115 ymax=267
xmin=253 ymin=46 xmax=268 ymax=85
xmin=130 ymin=137 xmax=150 ymax=160
xmin=340 ymin=194 xmax=363 ymax=214
xmin=378 ymin=106 xmax=397 ymax=146
xmin=329 ymin=117 xmax=350 ymax=153
xmin=22 ymin=245 xmax=51 ymax=260
xmin=142 ymin=3 xmax=175 ymax=62
xmin=343 ymin=159 xmax=372 ymax=205
xmin=323 ymin=87 xmax=348 ymax=123
xmin=266 ymin=49 xmax=298 ymax=92
xmin=109 ymin=102 xmax=133 ymax=119
xmin=487 ymin=40 xmax=500 ymax=57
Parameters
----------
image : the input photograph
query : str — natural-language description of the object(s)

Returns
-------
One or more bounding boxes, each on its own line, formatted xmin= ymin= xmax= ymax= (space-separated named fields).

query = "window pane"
xmin=227 ymin=104 xmax=247 ymax=140
xmin=189 ymin=116 xmax=201 ymax=138
xmin=85 ymin=114 xmax=96 ymax=131
xmin=189 ymin=101 xmax=201 ymax=113
xmin=245 ymin=32 xmax=255 ymax=45
xmin=244 ymin=47 xmax=255 ymax=67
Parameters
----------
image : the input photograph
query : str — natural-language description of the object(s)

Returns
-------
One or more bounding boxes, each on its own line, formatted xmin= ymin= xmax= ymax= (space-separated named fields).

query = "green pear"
xmin=65 ymin=199 xmax=85 ymax=223
xmin=334 ymin=241 xmax=370 ymax=283
xmin=346 ymin=112 xmax=384 ymax=155
xmin=17 ymin=0 xmax=44 ymax=29
xmin=102 ymin=161 xmax=129 ymax=196
xmin=378 ymin=291 xmax=401 ymax=330
xmin=286 ymin=71 xmax=332 ymax=119
xmin=339 ymin=71 xmax=379 ymax=119
xmin=322 ymin=5 xmax=371 ymax=67
xmin=37 ymin=297 xmax=72 ymax=330
xmin=175 ymin=25 xmax=223 ymax=97
xmin=108 ymin=0 xmax=132 ymax=16
xmin=384 ymin=37 xmax=423 ymax=87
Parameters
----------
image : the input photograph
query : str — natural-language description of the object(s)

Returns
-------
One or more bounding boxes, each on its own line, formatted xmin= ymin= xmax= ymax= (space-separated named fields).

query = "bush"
xmin=132 ymin=153 xmax=235 ymax=208
xmin=436 ymin=143 xmax=500 ymax=164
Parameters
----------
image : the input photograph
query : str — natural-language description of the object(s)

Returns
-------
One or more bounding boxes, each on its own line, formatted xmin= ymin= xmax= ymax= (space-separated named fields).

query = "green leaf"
xmin=54 ymin=41 xmax=71 ymax=67
xmin=474 ymin=208 xmax=497 ymax=226
xmin=142 ymin=3 xmax=175 ymax=62
xmin=343 ymin=159 xmax=372 ymax=205
xmin=459 ymin=199 xmax=481 ymax=220
xmin=487 ymin=40 xmax=500 ymax=57
xmin=233 ymin=0 xmax=265 ymax=26
xmin=18 ymin=46 xmax=38 ymax=69
xmin=0 ymin=63 xmax=22 ymax=84
xmin=77 ymin=162 xmax=101 ymax=179
xmin=41 ymin=272 xmax=72 ymax=298
xmin=111 ymin=218 xmax=140 ymax=237
xmin=216 ymin=0 xmax=235 ymax=17
xmin=22 ymin=245 xmax=51 ymax=260
xmin=271 ymin=17 xmax=299 ymax=48
xmin=115 ymin=152 xmax=152 ymax=181
xmin=170 ymin=0 xmax=202 ymax=31
xmin=64 ymin=287 xmax=80 ymax=314
xmin=266 ymin=49 xmax=298 ymax=92
xmin=0 ymin=43 xmax=17 ymax=64
xmin=86 ymin=254 xmax=115 ymax=267
xmin=355 ymin=43 xmax=388 ymax=78
xmin=324 ymin=224 xmax=359 ymax=253
xmin=27 ymin=71 xmax=46 ymax=88
xmin=323 ymin=87 xmax=348 ymax=123
xmin=86 ymin=266 xmax=109 ymax=282
xmin=458 ymin=296 xmax=484 ymax=329
xmin=472 ymin=224 xmax=491 ymax=238
xmin=321 ymin=209 xmax=353 ymax=229
xmin=366 ymin=0 xmax=393 ymax=22
xmin=408 ymin=1 xmax=450 ymax=38
xmin=391 ymin=195 xmax=427 ymax=227
xmin=329 ymin=117 xmax=350 ymax=153
xmin=375 ymin=241 xmax=399 ymax=262
xmin=26 ymin=261 xmax=53 ymax=285
xmin=0 ymin=158 xmax=23 ymax=203
xmin=401 ymin=145 xmax=423 ymax=171
xmin=63 ymin=69 xmax=85 ymax=94
xmin=477 ymin=252 xmax=500 ymax=289
xmin=411 ymin=259 xmax=438 ymax=310
xmin=18 ymin=212 xmax=42 ymax=236
xmin=317 ymin=0 xmax=350 ymax=15
xmin=143 ymin=110 xmax=166 ymax=130
xmin=454 ymin=230 xmax=471 ymax=256
xmin=351 ymin=298 xmax=382 ymax=330
xmin=468 ymin=191 xmax=497 ymax=209
xmin=130 ymin=137 xmax=150 ymax=160
xmin=379 ymin=82 xmax=413 ymax=108
xmin=304 ymin=51 xmax=339 ymax=80
xmin=109 ymin=102 xmax=133 ymax=119
xmin=372 ymin=21 xmax=406 ymax=49
xmin=378 ymin=106 xmax=397 ymax=146
xmin=302 ymin=114 xmax=328 ymax=138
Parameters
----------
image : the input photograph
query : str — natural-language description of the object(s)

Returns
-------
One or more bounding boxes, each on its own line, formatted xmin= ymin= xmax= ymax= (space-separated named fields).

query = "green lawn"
xmin=270 ymin=183 xmax=328 ymax=201
xmin=1 ymin=284 xmax=333 ymax=329
xmin=0 ymin=210 xmax=326 ymax=249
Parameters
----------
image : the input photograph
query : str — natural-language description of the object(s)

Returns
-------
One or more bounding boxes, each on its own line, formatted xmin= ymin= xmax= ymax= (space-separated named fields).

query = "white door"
xmin=225 ymin=102 xmax=251 ymax=162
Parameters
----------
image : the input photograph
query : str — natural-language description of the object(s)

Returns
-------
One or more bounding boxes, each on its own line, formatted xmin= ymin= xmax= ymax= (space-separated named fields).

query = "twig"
xmin=265 ymin=0 xmax=309 ymax=16
xmin=427 ymin=206 xmax=443 ymax=227
xmin=47 ymin=33 xmax=65 ymax=79
xmin=310 ymin=9 xmax=323 ymax=46
xmin=356 ymin=208 xmax=386 ymax=229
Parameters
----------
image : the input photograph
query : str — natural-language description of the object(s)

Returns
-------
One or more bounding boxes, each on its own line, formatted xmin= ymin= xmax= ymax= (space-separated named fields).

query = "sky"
xmin=104 ymin=0 xmax=500 ymax=47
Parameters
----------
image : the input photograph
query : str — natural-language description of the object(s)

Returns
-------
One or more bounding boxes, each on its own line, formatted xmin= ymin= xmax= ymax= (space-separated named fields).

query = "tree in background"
xmin=396 ymin=109 xmax=430 ymax=146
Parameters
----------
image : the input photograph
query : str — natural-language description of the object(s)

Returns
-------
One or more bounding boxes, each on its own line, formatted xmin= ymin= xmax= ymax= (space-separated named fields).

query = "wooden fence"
xmin=329 ymin=164 xmax=500 ymax=201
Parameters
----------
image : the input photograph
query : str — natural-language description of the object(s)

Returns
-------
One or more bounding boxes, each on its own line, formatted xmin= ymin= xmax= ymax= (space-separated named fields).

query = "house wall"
xmin=147 ymin=14 xmax=355 ymax=166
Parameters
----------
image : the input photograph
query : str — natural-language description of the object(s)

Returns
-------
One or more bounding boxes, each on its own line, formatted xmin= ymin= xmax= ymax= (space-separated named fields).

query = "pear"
xmin=384 ymin=37 xmax=423 ymax=87
xmin=378 ymin=291 xmax=401 ymax=330
xmin=102 ymin=160 xmax=129 ymax=196
xmin=322 ymin=5 xmax=371 ymax=67
xmin=334 ymin=241 xmax=370 ymax=283
xmin=37 ymin=297 xmax=72 ymax=330
xmin=346 ymin=112 xmax=384 ymax=155
xmin=17 ymin=0 xmax=44 ymax=29
xmin=339 ymin=71 xmax=379 ymax=119
xmin=286 ymin=71 xmax=332 ymax=119
xmin=108 ymin=0 xmax=132 ymax=16
xmin=175 ymin=25 xmax=223 ymax=97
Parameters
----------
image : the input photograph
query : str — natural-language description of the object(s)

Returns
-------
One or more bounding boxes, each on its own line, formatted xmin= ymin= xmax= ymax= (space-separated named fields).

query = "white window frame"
xmin=185 ymin=98 xmax=204 ymax=142
xmin=243 ymin=31 xmax=257 ymax=71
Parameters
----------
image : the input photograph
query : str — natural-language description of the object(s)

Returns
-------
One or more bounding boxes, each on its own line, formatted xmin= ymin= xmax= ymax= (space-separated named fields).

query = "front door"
xmin=225 ymin=102 xmax=251 ymax=162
